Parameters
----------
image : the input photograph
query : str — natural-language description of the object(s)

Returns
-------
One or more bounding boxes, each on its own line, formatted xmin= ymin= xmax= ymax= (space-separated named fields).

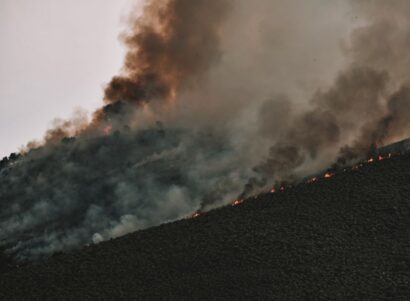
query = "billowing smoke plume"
xmin=1 ymin=0 xmax=410 ymax=260
xmin=104 ymin=0 xmax=230 ymax=105
xmin=1 ymin=0 xmax=239 ymax=260
xmin=240 ymin=0 xmax=410 ymax=196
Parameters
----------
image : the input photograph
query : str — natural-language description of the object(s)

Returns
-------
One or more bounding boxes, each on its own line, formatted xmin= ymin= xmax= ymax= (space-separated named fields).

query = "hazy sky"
xmin=0 ymin=0 xmax=141 ymax=157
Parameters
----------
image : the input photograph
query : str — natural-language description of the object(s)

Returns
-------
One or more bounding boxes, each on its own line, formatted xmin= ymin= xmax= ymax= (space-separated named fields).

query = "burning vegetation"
xmin=189 ymin=150 xmax=401 ymax=219
xmin=1 ymin=0 xmax=410 ymax=260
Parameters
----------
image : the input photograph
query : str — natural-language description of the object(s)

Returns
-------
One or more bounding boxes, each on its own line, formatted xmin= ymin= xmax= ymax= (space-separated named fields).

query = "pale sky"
xmin=0 ymin=0 xmax=142 ymax=157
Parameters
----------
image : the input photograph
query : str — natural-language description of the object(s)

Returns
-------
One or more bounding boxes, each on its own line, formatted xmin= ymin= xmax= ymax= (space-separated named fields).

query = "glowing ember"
xmin=103 ymin=125 xmax=113 ymax=135
xmin=324 ymin=172 xmax=334 ymax=179
xmin=307 ymin=177 xmax=318 ymax=184
xmin=191 ymin=212 xmax=201 ymax=219
xmin=188 ymin=149 xmax=397 ymax=221
xmin=232 ymin=199 xmax=244 ymax=206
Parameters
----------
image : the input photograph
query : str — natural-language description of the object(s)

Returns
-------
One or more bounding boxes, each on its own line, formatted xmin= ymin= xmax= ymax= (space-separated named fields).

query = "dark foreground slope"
xmin=1 ymin=154 xmax=410 ymax=300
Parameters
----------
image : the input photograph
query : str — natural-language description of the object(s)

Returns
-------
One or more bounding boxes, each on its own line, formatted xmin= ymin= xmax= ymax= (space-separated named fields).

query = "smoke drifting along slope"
xmin=1 ymin=0 xmax=410 ymax=259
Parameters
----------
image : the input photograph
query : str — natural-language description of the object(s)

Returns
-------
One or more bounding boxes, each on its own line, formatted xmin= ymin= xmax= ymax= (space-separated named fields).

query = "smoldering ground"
xmin=1 ymin=0 xmax=410 ymax=259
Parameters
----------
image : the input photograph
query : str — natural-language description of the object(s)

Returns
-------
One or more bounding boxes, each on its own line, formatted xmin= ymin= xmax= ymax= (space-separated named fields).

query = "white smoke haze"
xmin=1 ymin=0 xmax=410 ymax=260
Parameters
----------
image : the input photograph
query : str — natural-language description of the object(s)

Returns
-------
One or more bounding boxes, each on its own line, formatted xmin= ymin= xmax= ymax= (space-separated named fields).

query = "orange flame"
xmin=191 ymin=212 xmax=201 ymax=219
xmin=307 ymin=177 xmax=318 ymax=184
xmin=189 ymin=149 xmax=396 ymax=221
xmin=232 ymin=199 xmax=244 ymax=206
xmin=324 ymin=172 xmax=334 ymax=179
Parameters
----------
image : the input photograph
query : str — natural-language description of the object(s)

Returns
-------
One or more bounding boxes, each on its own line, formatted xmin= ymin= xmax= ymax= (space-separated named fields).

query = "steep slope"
xmin=1 ymin=153 xmax=410 ymax=300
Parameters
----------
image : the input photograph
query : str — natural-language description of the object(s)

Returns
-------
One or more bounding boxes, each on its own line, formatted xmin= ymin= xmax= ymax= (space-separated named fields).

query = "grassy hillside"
xmin=1 ymin=153 xmax=409 ymax=300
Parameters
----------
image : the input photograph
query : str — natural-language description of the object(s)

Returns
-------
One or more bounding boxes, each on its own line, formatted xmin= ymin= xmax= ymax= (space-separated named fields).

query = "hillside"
xmin=1 ymin=153 xmax=410 ymax=300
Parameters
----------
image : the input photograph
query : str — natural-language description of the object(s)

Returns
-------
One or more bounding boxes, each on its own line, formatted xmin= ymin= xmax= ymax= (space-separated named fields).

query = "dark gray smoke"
xmin=1 ymin=0 xmax=410 ymax=260
xmin=0 ymin=127 xmax=248 ymax=259
xmin=103 ymin=0 xmax=230 ymax=105
xmin=240 ymin=0 xmax=410 ymax=196
xmin=1 ymin=0 xmax=236 ymax=260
